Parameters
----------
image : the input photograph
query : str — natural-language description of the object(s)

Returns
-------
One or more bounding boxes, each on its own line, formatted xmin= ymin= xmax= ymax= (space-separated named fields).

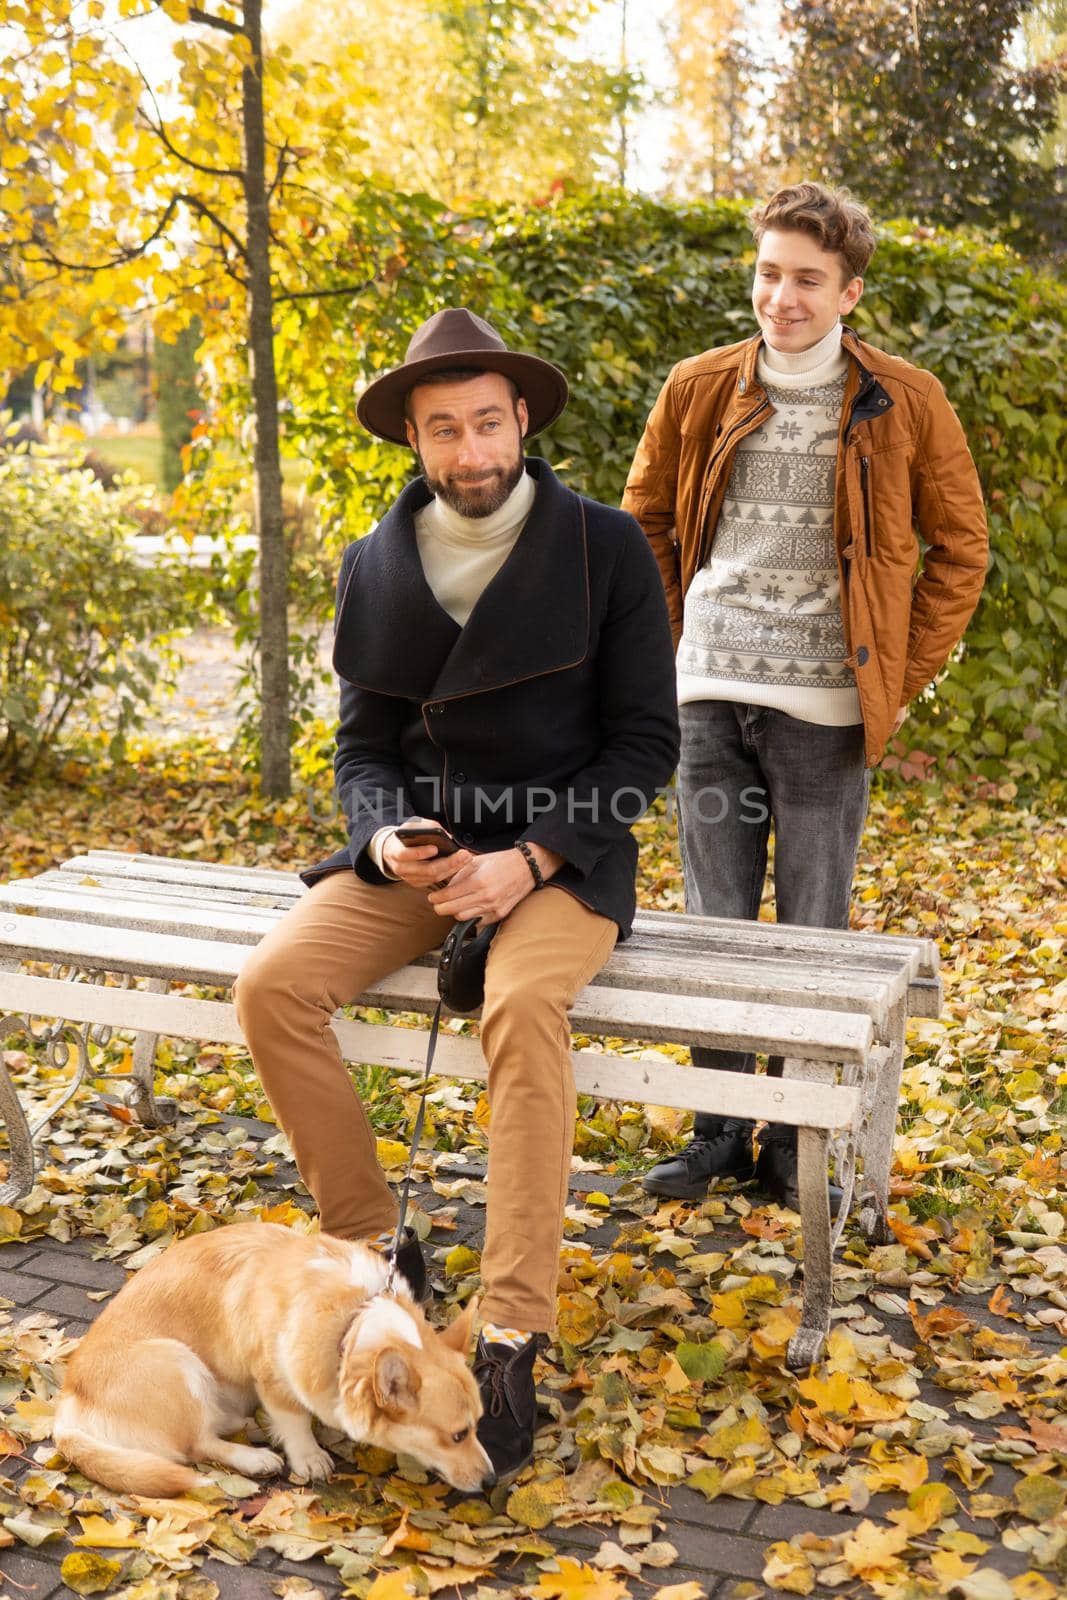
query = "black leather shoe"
xmin=642 ymin=1120 xmax=756 ymax=1199
xmin=755 ymin=1132 xmax=843 ymax=1217
xmin=474 ymin=1334 xmax=540 ymax=1481
xmin=391 ymin=1227 xmax=432 ymax=1305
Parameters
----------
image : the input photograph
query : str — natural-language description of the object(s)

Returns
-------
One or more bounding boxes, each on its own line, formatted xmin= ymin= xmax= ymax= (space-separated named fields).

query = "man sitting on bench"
xmin=234 ymin=308 xmax=679 ymax=1484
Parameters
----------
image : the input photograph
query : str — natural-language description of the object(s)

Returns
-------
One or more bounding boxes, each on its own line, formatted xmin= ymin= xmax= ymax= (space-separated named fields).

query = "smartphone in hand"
xmin=393 ymin=823 xmax=461 ymax=858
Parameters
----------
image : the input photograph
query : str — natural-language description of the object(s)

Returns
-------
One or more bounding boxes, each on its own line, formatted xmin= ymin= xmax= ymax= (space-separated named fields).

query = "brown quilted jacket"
xmin=622 ymin=326 xmax=989 ymax=766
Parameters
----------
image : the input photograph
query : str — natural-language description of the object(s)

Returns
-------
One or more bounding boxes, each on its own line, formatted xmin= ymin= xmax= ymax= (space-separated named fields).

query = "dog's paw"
xmin=286 ymin=1443 xmax=334 ymax=1483
xmin=226 ymin=1444 xmax=285 ymax=1478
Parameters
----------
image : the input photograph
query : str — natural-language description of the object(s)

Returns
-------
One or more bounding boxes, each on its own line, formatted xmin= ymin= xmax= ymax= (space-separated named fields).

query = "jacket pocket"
xmin=860 ymin=455 xmax=873 ymax=557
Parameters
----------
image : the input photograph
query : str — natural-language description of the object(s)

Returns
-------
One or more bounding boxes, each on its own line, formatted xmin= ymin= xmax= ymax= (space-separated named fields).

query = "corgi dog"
xmin=53 ymin=1223 xmax=493 ymax=1497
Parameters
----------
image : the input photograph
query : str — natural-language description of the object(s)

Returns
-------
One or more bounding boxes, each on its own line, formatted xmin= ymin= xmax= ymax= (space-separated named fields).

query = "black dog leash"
xmin=383 ymin=996 xmax=443 ymax=1294
xmin=382 ymin=916 xmax=499 ymax=1294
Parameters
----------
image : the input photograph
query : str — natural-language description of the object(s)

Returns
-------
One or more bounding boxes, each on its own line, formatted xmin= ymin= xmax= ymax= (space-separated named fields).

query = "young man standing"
xmin=623 ymin=182 xmax=987 ymax=1209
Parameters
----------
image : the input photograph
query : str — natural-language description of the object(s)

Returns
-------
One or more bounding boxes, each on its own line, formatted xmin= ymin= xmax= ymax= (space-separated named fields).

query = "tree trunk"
xmin=241 ymin=0 xmax=290 ymax=797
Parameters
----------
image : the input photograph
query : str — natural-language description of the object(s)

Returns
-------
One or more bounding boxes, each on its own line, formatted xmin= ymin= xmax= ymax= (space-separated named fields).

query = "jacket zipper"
xmin=697 ymin=398 xmax=770 ymax=568
xmin=842 ymin=369 xmax=876 ymax=446
xmin=860 ymin=455 xmax=873 ymax=556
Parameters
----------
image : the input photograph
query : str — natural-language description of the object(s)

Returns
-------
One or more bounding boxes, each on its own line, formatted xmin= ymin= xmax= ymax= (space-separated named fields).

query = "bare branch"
xmin=185 ymin=5 xmax=244 ymax=37
xmin=177 ymin=191 xmax=249 ymax=262
xmin=132 ymin=61 xmax=244 ymax=180
xmin=24 ymin=190 xmax=247 ymax=279
xmin=262 ymin=176 xmax=354 ymax=223
xmin=137 ymin=103 xmax=244 ymax=180
xmin=274 ymin=277 xmax=372 ymax=303
xmin=266 ymin=142 xmax=291 ymax=203
xmin=28 ymin=194 xmax=185 ymax=272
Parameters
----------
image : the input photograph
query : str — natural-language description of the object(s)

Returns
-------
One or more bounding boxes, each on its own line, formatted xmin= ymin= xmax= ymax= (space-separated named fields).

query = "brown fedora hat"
xmin=356 ymin=307 xmax=569 ymax=446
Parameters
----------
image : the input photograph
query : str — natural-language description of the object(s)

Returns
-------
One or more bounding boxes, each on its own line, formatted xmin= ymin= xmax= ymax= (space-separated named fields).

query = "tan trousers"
xmin=232 ymin=872 xmax=616 ymax=1332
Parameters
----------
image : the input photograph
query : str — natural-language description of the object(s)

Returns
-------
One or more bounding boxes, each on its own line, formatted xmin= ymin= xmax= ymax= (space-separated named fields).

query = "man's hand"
xmin=891 ymin=705 xmax=907 ymax=735
xmin=381 ymin=818 xmax=472 ymax=889
xmin=428 ymin=843 xmax=564 ymax=927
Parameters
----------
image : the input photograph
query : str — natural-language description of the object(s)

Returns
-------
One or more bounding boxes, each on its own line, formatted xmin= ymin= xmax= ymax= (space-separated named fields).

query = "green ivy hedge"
xmin=287 ymin=192 xmax=1066 ymax=782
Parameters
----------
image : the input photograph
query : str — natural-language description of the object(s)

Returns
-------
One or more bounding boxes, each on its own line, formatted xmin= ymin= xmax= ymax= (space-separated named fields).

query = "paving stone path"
xmin=142 ymin=627 xmax=335 ymax=744
xmin=0 ymin=1116 xmax=1050 ymax=1600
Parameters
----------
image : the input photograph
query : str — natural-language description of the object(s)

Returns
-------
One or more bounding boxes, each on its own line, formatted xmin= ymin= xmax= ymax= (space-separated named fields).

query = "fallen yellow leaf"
xmin=507 ymin=1476 xmax=567 ymax=1530
xmin=535 ymin=1559 xmax=630 ymax=1600
xmin=60 ymin=1550 xmax=123 ymax=1595
xmin=73 ymin=1514 xmax=139 ymax=1548
xmin=365 ymin=1572 xmax=418 ymax=1600
xmin=840 ymin=1518 xmax=910 ymax=1579
xmin=762 ymin=1539 xmax=815 ymax=1594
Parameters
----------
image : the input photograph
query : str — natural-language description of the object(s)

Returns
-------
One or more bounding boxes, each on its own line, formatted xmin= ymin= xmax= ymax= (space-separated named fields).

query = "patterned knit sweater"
xmin=676 ymin=322 xmax=862 ymax=725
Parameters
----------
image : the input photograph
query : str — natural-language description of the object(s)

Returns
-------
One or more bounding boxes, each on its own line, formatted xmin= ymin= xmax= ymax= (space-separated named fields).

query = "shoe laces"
xmin=473 ymin=1347 xmax=509 ymax=1418
xmin=685 ymin=1124 xmax=744 ymax=1165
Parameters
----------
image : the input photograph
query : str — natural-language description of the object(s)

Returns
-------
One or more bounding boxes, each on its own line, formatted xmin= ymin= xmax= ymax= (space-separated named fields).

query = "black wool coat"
xmin=302 ymin=458 xmax=680 ymax=937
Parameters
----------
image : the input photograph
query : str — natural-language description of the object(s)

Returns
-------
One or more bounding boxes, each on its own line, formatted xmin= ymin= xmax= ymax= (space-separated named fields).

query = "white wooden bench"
xmin=0 ymin=852 xmax=941 ymax=1368
xmin=132 ymin=533 xmax=259 ymax=568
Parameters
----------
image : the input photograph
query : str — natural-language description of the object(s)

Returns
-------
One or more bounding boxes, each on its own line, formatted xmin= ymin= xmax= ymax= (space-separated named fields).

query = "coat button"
xmin=856 ymin=646 xmax=869 ymax=666
xmin=453 ymin=771 xmax=467 ymax=784
xmin=459 ymin=831 xmax=475 ymax=845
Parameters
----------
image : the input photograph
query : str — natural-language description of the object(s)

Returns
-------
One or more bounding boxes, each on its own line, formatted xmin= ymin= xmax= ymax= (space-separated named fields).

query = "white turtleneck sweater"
xmin=368 ymin=468 xmax=538 ymax=872
xmin=676 ymin=321 xmax=862 ymax=725
xmin=415 ymin=469 xmax=537 ymax=627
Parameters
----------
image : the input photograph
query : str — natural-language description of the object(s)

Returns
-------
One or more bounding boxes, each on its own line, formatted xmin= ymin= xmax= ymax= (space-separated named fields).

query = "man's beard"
xmin=420 ymin=448 xmax=526 ymax=519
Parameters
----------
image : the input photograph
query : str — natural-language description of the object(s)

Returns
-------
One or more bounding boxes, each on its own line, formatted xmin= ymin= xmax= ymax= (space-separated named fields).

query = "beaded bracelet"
xmin=515 ymin=839 xmax=545 ymax=890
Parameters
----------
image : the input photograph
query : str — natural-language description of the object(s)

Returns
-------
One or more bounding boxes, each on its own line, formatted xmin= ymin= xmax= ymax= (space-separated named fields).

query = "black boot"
xmin=390 ymin=1227 xmax=432 ymax=1305
xmin=754 ymin=1127 xmax=843 ymax=1217
xmin=474 ymin=1334 xmax=540 ymax=1481
xmin=642 ymin=1119 xmax=756 ymax=1199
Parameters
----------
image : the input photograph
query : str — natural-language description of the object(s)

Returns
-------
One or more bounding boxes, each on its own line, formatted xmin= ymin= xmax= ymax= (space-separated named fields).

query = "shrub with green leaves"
xmin=0 ymin=450 xmax=183 ymax=775
xmin=287 ymin=192 xmax=1065 ymax=783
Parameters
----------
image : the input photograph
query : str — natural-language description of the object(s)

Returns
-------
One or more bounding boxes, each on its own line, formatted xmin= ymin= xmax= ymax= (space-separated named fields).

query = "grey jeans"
xmin=677 ymin=700 xmax=870 ymax=1137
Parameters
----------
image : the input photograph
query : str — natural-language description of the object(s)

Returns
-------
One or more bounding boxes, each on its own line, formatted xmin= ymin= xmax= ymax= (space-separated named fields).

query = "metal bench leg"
xmin=126 ymin=979 xmax=178 ymax=1128
xmin=0 ymin=1002 xmax=36 ymax=1205
xmin=782 ymin=1058 xmax=834 ymax=1369
xmin=856 ymin=996 xmax=907 ymax=1245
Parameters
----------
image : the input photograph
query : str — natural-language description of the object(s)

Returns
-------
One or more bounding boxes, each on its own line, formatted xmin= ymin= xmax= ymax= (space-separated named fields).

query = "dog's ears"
xmin=372 ymin=1347 xmax=422 ymax=1417
xmin=438 ymin=1296 xmax=479 ymax=1355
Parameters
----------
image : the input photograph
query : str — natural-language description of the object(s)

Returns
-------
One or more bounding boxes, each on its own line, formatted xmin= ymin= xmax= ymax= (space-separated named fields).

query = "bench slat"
xmin=634 ymin=922 xmax=920 ymax=981
xmin=2 ymin=884 xmax=284 ymax=937
xmin=360 ymin=970 xmax=873 ymax=1062
xmin=0 ymin=973 xmax=861 ymax=1132
xmin=56 ymin=854 xmax=306 ymax=893
xmin=0 ymin=912 xmax=254 ymax=984
xmin=24 ymin=873 xmax=296 ymax=912
xmin=639 ymin=907 xmax=939 ymax=977
xmin=0 ymin=915 xmax=872 ymax=1060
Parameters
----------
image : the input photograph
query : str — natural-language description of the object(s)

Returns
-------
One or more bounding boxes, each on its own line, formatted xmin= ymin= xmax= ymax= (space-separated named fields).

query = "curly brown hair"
xmin=751 ymin=182 xmax=877 ymax=281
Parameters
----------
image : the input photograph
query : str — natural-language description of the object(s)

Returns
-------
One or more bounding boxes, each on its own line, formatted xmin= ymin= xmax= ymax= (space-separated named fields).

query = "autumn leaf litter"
xmin=0 ymin=752 xmax=1065 ymax=1598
